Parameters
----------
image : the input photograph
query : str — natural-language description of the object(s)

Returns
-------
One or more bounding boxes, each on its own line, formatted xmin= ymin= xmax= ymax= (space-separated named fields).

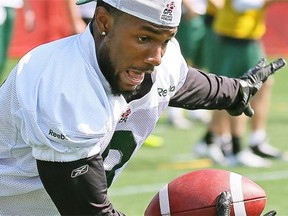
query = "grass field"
xmin=2 ymin=58 xmax=288 ymax=215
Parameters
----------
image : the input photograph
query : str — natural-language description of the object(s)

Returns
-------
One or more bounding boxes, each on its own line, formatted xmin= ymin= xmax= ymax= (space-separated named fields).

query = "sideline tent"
xmin=8 ymin=0 xmax=75 ymax=58
xmin=263 ymin=2 xmax=288 ymax=57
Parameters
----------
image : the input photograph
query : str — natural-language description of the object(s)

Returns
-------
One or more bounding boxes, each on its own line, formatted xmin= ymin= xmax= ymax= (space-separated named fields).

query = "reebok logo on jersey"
xmin=158 ymin=85 xmax=176 ymax=97
xmin=71 ymin=164 xmax=89 ymax=178
xmin=48 ymin=129 xmax=67 ymax=140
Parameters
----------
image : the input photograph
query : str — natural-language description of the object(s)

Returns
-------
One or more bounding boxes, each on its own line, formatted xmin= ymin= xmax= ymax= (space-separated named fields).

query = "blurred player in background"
xmin=201 ymin=0 xmax=225 ymax=71
xmin=194 ymin=0 xmax=288 ymax=167
xmin=0 ymin=0 xmax=285 ymax=215
xmin=0 ymin=0 xmax=33 ymax=81
xmin=7 ymin=0 xmax=86 ymax=61
xmin=167 ymin=0 xmax=211 ymax=129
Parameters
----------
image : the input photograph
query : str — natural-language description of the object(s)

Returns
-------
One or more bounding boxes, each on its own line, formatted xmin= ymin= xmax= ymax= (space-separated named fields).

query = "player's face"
xmin=97 ymin=13 xmax=177 ymax=96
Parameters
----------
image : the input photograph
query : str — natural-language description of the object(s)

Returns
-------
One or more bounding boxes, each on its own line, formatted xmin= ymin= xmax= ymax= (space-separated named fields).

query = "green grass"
xmin=0 ymin=58 xmax=18 ymax=84
xmin=2 ymin=58 xmax=288 ymax=215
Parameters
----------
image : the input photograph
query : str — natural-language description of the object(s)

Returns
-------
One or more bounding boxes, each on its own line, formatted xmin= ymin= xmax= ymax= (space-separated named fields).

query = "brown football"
xmin=145 ymin=169 xmax=266 ymax=216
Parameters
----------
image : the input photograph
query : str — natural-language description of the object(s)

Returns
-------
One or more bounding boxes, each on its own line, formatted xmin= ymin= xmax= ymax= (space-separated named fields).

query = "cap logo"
xmin=160 ymin=1 xmax=175 ymax=22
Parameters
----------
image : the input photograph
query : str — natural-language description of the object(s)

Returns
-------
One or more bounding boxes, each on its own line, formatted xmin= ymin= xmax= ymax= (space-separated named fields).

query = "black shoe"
xmin=250 ymin=141 xmax=282 ymax=159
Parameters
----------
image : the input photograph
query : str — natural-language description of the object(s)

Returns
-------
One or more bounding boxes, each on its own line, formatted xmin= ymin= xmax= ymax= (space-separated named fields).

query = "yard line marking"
xmin=109 ymin=183 xmax=165 ymax=196
xmin=157 ymin=158 xmax=213 ymax=170
xmin=230 ymin=172 xmax=247 ymax=216
xmin=247 ymin=170 xmax=288 ymax=181
xmin=109 ymin=170 xmax=288 ymax=197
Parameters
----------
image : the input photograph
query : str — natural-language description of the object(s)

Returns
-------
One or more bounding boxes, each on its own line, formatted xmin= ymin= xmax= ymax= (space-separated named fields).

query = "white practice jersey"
xmin=0 ymin=26 xmax=188 ymax=196
xmin=0 ymin=0 xmax=23 ymax=8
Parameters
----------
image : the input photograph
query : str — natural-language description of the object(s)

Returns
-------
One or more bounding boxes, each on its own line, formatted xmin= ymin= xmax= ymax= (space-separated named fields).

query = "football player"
xmin=0 ymin=0 xmax=285 ymax=215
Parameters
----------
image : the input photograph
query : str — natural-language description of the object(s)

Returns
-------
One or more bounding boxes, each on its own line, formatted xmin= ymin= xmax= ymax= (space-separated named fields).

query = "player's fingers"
xmin=254 ymin=58 xmax=286 ymax=83
xmin=244 ymin=103 xmax=254 ymax=117
xmin=255 ymin=58 xmax=267 ymax=69
xmin=246 ymin=58 xmax=266 ymax=75
xmin=269 ymin=58 xmax=286 ymax=75
xmin=216 ymin=191 xmax=232 ymax=216
xmin=262 ymin=210 xmax=277 ymax=216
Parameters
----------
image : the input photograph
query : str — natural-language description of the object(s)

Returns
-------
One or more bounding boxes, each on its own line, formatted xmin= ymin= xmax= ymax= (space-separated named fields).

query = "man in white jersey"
xmin=0 ymin=0 xmax=284 ymax=215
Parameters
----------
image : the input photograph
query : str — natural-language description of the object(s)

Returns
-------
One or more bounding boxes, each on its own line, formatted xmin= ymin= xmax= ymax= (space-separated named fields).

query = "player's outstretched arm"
xmin=227 ymin=58 xmax=286 ymax=117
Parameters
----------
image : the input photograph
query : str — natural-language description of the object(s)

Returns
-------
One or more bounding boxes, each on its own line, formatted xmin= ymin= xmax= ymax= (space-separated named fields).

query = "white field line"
xmin=108 ymin=170 xmax=288 ymax=197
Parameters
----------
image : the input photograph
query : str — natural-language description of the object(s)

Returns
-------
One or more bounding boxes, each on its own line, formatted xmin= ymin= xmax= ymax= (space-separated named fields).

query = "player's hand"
xmin=227 ymin=58 xmax=286 ymax=117
xmin=216 ymin=191 xmax=277 ymax=216
xmin=263 ymin=210 xmax=277 ymax=216
xmin=216 ymin=191 xmax=232 ymax=216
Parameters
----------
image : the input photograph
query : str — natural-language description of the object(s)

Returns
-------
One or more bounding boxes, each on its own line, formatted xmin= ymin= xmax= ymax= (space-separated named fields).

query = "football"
xmin=144 ymin=169 xmax=266 ymax=216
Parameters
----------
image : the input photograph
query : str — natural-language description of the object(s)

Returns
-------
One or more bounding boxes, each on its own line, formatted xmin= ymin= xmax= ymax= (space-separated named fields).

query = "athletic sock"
xmin=216 ymin=134 xmax=232 ymax=156
xmin=232 ymin=135 xmax=242 ymax=155
xmin=203 ymin=130 xmax=215 ymax=146
xmin=248 ymin=130 xmax=266 ymax=147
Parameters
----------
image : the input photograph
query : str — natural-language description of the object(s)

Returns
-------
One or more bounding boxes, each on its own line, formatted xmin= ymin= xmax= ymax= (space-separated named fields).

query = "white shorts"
xmin=0 ymin=189 xmax=59 ymax=216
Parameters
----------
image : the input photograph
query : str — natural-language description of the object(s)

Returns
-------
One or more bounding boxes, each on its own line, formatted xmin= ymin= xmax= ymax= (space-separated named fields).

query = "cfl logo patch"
xmin=71 ymin=164 xmax=89 ymax=178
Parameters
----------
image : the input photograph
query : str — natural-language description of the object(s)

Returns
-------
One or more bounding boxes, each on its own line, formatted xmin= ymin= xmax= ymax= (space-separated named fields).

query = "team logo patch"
xmin=119 ymin=108 xmax=131 ymax=123
xmin=160 ymin=1 xmax=175 ymax=22
xmin=71 ymin=164 xmax=89 ymax=178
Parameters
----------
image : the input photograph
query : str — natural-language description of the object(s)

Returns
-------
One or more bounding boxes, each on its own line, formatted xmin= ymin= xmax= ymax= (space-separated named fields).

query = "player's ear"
xmin=94 ymin=6 xmax=112 ymax=35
